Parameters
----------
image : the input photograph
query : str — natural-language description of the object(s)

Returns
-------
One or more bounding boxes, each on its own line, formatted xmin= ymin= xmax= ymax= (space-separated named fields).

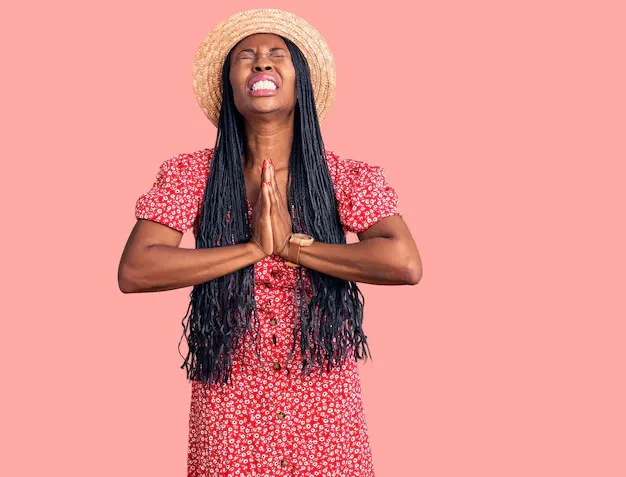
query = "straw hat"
xmin=192 ymin=8 xmax=336 ymax=127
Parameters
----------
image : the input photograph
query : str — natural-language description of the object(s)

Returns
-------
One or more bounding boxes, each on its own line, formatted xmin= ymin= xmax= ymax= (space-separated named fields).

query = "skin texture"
xmin=118 ymin=33 xmax=422 ymax=293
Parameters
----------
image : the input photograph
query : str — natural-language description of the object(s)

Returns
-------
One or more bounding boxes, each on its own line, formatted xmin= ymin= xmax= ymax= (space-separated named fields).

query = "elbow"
xmin=404 ymin=261 xmax=422 ymax=285
xmin=118 ymin=263 xmax=142 ymax=294
xmin=394 ymin=241 xmax=422 ymax=285
xmin=118 ymin=244 xmax=160 ymax=293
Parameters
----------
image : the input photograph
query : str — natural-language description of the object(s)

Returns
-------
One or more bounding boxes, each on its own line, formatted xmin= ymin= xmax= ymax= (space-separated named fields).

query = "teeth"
xmin=251 ymin=80 xmax=277 ymax=91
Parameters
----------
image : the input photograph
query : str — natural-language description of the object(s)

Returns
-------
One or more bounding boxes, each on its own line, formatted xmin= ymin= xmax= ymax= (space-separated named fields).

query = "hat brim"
xmin=192 ymin=8 xmax=336 ymax=128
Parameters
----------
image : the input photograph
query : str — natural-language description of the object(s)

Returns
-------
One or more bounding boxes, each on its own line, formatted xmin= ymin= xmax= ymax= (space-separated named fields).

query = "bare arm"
xmin=262 ymin=159 xmax=422 ymax=286
xmin=282 ymin=214 xmax=422 ymax=285
xmin=117 ymin=219 xmax=266 ymax=293
xmin=122 ymin=153 xmax=276 ymax=294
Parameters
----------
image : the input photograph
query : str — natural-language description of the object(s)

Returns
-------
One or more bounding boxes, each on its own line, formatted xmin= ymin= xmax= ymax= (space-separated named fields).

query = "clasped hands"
xmin=250 ymin=158 xmax=293 ymax=261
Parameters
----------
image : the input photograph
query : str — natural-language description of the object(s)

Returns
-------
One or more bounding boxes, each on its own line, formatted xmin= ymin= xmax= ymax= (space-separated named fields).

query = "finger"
xmin=271 ymin=172 xmax=283 ymax=202
xmin=263 ymin=159 xmax=271 ymax=184
xmin=268 ymin=159 xmax=278 ymax=191
xmin=265 ymin=162 xmax=277 ymax=198
xmin=267 ymin=181 xmax=279 ymax=208
xmin=268 ymin=165 xmax=284 ymax=204
xmin=273 ymin=186 xmax=287 ymax=213
xmin=268 ymin=159 xmax=276 ymax=179
xmin=262 ymin=181 xmax=272 ymax=211
xmin=274 ymin=186 xmax=284 ymax=209
xmin=258 ymin=183 xmax=268 ymax=212
xmin=266 ymin=160 xmax=286 ymax=209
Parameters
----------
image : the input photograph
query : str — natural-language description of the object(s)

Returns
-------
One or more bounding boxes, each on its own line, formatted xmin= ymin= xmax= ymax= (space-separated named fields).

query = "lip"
xmin=247 ymin=73 xmax=280 ymax=96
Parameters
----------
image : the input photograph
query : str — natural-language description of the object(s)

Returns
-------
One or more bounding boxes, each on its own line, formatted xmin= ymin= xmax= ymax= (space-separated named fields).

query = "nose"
xmin=253 ymin=56 xmax=273 ymax=72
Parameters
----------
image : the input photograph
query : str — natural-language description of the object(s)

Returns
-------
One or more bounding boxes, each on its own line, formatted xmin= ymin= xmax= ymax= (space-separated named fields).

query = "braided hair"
xmin=179 ymin=36 xmax=371 ymax=387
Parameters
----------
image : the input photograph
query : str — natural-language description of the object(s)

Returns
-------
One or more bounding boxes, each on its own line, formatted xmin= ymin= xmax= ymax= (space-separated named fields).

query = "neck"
xmin=242 ymin=114 xmax=294 ymax=172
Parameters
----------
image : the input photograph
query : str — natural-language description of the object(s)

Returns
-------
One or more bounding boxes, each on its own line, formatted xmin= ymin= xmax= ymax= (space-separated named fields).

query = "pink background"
xmin=3 ymin=1 xmax=625 ymax=476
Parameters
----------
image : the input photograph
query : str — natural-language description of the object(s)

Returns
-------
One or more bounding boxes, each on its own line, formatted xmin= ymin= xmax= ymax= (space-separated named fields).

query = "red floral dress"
xmin=134 ymin=148 xmax=401 ymax=477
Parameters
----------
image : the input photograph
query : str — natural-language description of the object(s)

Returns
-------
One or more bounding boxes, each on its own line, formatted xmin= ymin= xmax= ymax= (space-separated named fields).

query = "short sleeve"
xmin=335 ymin=156 xmax=402 ymax=234
xmin=134 ymin=153 xmax=205 ymax=233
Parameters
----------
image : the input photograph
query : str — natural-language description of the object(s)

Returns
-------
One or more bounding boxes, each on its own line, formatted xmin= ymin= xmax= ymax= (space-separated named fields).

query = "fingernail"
xmin=261 ymin=182 xmax=265 ymax=188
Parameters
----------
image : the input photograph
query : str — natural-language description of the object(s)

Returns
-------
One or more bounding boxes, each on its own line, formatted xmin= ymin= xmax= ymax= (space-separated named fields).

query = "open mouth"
xmin=249 ymin=79 xmax=279 ymax=96
xmin=249 ymin=80 xmax=278 ymax=96
xmin=249 ymin=80 xmax=278 ymax=92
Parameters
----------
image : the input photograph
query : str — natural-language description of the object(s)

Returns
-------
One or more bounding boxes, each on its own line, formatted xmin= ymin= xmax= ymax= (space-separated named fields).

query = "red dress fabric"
xmin=135 ymin=148 xmax=401 ymax=477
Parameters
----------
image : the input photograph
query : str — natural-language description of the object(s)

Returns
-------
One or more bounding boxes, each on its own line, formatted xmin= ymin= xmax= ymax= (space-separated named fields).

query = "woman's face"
xmin=228 ymin=33 xmax=297 ymax=123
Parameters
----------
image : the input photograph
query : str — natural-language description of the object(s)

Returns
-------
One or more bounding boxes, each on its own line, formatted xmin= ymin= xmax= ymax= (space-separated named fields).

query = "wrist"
xmin=248 ymin=240 xmax=268 ymax=261
xmin=278 ymin=241 xmax=291 ymax=260
xmin=283 ymin=241 xmax=300 ymax=267
xmin=277 ymin=234 xmax=292 ymax=260
xmin=283 ymin=233 xmax=314 ymax=267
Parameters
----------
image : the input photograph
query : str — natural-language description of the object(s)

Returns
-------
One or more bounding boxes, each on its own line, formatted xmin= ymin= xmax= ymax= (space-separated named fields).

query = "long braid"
xmin=178 ymin=52 xmax=262 ymax=386
xmin=179 ymin=37 xmax=371 ymax=387
xmin=283 ymin=39 xmax=371 ymax=377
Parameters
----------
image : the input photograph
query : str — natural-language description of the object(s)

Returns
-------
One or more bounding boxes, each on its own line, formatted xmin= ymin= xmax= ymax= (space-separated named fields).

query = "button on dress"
xmin=134 ymin=148 xmax=402 ymax=477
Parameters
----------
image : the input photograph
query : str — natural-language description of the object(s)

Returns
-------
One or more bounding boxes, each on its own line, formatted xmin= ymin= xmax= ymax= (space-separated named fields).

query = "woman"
xmin=119 ymin=8 xmax=422 ymax=477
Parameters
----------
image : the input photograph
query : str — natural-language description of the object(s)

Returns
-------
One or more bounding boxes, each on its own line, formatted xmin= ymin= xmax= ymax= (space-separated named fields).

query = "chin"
xmin=246 ymin=107 xmax=286 ymax=118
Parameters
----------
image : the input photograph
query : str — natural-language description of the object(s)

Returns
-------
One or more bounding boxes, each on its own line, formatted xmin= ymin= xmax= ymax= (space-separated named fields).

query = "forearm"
xmin=290 ymin=237 xmax=416 ymax=285
xmin=120 ymin=241 xmax=264 ymax=293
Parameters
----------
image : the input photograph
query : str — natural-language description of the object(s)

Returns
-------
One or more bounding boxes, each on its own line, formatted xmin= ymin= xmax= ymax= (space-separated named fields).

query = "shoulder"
xmin=324 ymin=149 xmax=382 ymax=172
xmin=159 ymin=147 xmax=212 ymax=181
xmin=322 ymin=150 xmax=401 ymax=233
xmin=135 ymin=148 xmax=213 ymax=233
xmin=323 ymin=149 xmax=388 ymax=191
xmin=147 ymin=148 xmax=213 ymax=196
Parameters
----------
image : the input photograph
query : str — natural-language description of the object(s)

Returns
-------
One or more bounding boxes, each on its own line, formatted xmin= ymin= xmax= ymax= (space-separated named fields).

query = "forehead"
xmin=233 ymin=33 xmax=287 ymax=50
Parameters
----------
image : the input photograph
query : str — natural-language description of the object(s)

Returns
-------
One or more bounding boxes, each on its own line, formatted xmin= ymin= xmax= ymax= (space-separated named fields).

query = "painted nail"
xmin=261 ymin=182 xmax=265 ymax=188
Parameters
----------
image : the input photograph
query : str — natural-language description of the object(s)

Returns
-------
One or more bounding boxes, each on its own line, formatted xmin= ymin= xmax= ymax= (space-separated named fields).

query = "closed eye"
xmin=237 ymin=52 xmax=287 ymax=61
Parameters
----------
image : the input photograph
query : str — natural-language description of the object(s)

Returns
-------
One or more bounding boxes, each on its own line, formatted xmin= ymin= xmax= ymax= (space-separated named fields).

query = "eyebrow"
xmin=236 ymin=47 xmax=287 ymax=55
